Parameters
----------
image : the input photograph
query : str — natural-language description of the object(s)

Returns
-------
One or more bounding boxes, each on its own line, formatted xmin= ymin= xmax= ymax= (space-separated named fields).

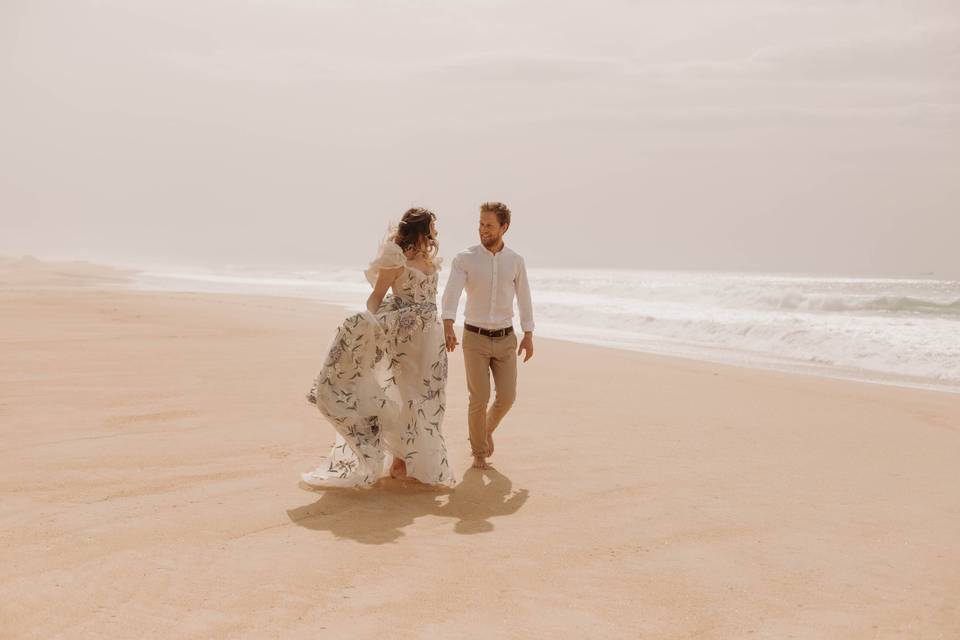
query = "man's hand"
xmin=517 ymin=332 xmax=534 ymax=362
xmin=443 ymin=320 xmax=459 ymax=353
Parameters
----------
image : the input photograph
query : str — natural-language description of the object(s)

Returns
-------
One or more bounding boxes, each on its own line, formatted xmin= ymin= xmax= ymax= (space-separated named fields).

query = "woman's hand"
xmin=443 ymin=320 xmax=458 ymax=352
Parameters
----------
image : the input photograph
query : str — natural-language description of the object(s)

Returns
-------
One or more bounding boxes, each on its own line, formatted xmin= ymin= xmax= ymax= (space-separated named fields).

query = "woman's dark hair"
xmin=392 ymin=207 xmax=438 ymax=261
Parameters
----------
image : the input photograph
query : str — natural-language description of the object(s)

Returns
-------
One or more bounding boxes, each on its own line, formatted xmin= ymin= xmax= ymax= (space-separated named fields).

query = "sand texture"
xmin=1 ymin=262 xmax=958 ymax=639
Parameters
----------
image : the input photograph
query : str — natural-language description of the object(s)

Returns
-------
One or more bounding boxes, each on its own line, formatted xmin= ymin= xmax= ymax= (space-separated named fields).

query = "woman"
xmin=302 ymin=208 xmax=455 ymax=488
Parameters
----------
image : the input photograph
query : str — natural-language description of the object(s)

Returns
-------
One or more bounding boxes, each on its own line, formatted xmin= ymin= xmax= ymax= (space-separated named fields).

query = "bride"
xmin=302 ymin=207 xmax=455 ymax=488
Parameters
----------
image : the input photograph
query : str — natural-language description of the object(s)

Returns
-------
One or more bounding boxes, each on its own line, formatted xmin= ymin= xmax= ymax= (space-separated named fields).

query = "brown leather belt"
xmin=464 ymin=324 xmax=514 ymax=338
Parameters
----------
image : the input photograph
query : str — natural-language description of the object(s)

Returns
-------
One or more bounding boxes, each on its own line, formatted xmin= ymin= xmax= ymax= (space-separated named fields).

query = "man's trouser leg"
xmin=463 ymin=330 xmax=491 ymax=457
xmin=486 ymin=332 xmax=518 ymax=434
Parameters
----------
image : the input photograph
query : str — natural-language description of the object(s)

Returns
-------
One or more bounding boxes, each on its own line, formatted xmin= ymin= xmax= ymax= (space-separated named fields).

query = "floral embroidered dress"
xmin=301 ymin=241 xmax=455 ymax=488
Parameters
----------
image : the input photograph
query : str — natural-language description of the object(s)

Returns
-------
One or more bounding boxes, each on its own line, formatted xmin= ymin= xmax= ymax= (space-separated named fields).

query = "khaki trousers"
xmin=461 ymin=328 xmax=518 ymax=458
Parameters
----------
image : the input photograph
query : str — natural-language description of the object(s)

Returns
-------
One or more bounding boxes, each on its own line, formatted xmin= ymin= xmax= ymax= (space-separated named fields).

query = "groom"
xmin=442 ymin=201 xmax=535 ymax=470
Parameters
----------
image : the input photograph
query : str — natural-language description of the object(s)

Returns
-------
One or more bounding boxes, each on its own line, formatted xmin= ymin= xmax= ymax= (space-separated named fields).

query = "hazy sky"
xmin=2 ymin=0 xmax=958 ymax=276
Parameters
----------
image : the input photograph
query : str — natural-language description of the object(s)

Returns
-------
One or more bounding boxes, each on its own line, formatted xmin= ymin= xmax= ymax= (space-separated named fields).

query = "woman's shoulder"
xmin=377 ymin=240 xmax=405 ymax=258
xmin=364 ymin=241 xmax=406 ymax=285
xmin=375 ymin=241 xmax=407 ymax=267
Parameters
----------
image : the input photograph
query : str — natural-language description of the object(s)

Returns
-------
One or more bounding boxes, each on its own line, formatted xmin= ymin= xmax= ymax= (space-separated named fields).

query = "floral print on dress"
xmin=302 ymin=242 xmax=454 ymax=488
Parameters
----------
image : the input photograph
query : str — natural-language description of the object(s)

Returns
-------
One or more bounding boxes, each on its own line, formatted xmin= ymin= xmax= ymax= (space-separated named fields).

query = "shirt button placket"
xmin=490 ymin=254 xmax=498 ymax=324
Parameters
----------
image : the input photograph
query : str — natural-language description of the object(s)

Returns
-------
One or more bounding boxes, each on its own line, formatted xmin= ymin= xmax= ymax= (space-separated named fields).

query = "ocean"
xmin=134 ymin=265 xmax=960 ymax=394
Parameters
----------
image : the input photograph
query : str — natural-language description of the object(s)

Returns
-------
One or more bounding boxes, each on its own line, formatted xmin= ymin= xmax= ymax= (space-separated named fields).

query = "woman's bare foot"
xmin=472 ymin=456 xmax=490 ymax=470
xmin=486 ymin=430 xmax=495 ymax=458
xmin=390 ymin=457 xmax=408 ymax=479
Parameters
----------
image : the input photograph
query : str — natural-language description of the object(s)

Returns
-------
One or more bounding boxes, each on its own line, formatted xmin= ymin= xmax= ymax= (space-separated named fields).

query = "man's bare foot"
xmin=390 ymin=458 xmax=407 ymax=479
xmin=486 ymin=430 xmax=495 ymax=458
xmin=472 ymin=456 xmax=490 ymax=470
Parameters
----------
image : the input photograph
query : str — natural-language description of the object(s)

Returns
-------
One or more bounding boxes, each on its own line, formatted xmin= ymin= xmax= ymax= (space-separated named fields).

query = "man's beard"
xmin=481 ymin=235 xmax=501 ymax=247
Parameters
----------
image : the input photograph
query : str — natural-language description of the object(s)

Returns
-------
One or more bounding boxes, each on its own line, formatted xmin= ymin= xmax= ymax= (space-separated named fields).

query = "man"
xmin=442 ymin=201 xmax=535 ymax=470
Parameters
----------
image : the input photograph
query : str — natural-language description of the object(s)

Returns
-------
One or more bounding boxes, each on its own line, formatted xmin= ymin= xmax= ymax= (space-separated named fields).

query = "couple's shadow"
xmin=287 ymin=467 xmax=528 ymax=544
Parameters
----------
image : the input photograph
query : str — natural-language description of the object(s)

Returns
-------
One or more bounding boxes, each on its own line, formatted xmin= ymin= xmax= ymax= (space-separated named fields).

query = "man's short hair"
xmin=480 ymin=201 xmax=511 ymax=226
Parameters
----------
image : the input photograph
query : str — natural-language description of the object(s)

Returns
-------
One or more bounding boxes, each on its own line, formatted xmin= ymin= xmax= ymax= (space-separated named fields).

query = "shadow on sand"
xmin=286 ymin=467 xmax=529 ymax=544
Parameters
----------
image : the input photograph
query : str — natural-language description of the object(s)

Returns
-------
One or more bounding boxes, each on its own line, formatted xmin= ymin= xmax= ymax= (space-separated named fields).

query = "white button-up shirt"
xmin=441 ymin=244 xmax=535 ymax=333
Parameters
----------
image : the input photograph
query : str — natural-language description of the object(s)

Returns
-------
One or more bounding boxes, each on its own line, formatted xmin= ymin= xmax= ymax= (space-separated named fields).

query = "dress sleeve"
xmin=364 ymin=241 xmax=406 ymax=287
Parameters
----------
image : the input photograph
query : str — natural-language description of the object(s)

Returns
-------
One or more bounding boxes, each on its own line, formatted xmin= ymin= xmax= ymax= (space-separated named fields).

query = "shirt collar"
xmin=479 ymin=243 xmax=508 ymax=257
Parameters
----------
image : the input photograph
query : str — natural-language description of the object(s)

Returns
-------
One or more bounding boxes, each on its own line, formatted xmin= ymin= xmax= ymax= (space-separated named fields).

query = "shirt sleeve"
xmin=441 ymin=253 xmax=467 ymax=322
xmin=515 ymin=256 xmax=535 ymax=333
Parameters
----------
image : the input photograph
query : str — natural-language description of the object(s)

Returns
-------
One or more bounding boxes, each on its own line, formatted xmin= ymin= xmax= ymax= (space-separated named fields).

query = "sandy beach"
xmin=1 ymin=259 xmax=958 ymax=639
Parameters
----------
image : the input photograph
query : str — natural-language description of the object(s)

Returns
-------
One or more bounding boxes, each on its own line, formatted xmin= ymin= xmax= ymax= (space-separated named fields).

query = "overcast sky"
xmin=2 ymin=0 xmax=958 ymax=277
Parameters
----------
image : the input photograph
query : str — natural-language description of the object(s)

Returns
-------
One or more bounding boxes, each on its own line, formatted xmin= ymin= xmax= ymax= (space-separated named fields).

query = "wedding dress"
xmin=301 ymin=241 xmax=455 ymax=487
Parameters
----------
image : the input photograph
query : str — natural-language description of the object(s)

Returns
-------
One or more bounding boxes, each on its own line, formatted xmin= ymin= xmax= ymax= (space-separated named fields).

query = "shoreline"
xmin=5 ymin=253 xmax=958 ymax=396
xmin=132 ymin=262 xmax=960 ymax=397
xmin=540 ymin=332 xmax=960 ymax=396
